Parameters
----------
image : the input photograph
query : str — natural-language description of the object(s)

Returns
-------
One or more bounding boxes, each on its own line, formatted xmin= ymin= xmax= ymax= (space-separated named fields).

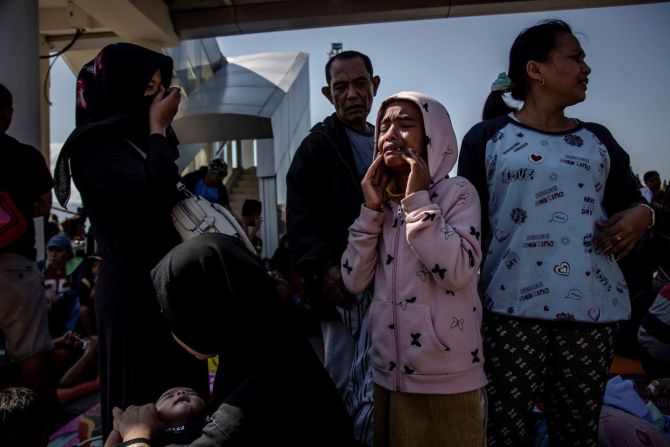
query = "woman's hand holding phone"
xmin=150 ymin=85 xmax=182 ymax=136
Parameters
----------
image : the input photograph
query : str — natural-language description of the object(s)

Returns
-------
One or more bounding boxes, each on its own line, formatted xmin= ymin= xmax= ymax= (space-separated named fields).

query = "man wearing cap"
xmin=0 ymin=82 xmax=55 ymax=408
xmin=38 ymin=234 xmax=85 ymax=337
xmin=182 ymin=159 xmax=231 ymax=210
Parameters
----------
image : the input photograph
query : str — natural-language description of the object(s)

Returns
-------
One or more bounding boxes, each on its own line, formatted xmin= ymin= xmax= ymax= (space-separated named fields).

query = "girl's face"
xmin=377 ymin=100 xmax=425 ymax=173
xmin=537 ymin=32 xmax=591 ymax=106
xmin=144 ymin=69 xmax=162 ymax=97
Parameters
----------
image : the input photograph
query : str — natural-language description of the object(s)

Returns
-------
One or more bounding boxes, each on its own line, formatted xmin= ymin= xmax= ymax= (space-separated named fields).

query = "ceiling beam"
xmin=171 ymin=0 xmax=665 ymax=39
xmin=72 ymin=0 xmax=179 ymax=47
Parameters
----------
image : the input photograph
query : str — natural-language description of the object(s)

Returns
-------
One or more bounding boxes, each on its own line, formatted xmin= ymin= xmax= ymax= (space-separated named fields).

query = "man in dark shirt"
xmin=182 ymin=159 xmax=231 ymax=209
xmin=286 ymin=51 xmax=380 ymax=446
xmin=0 ymin=82 xmax=56 ymax=407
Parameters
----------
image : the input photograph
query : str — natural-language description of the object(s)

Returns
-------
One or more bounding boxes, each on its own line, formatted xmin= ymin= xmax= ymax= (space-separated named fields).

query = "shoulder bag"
xmin=126 ymin=139 xmax=256 ymax=254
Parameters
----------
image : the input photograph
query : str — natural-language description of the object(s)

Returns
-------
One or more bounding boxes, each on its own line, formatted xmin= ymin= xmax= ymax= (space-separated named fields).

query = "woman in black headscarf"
xmin=55 ymin=43 xmax=208 ymax=436
xmin=110 ymin=233 xmax=353 ymax=446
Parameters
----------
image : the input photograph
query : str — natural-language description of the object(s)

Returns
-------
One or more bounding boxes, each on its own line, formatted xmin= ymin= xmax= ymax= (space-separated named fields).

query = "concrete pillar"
xmin=241 ymin=139 xmax=254 ymax=169
xmin=256 ymin=138 xmax=278 ymax=258
xmin=234 ymin=139 xmax=242 ymax=168
xmin=39 ymin=36 xmax=51 ymax=166
xmin=258 ymin=177 xmax=278 ymax=259
xmin=0 ymin=0 xmax=41 ymax=151
xmin=225 ymin=141 xmax=233 ymax=166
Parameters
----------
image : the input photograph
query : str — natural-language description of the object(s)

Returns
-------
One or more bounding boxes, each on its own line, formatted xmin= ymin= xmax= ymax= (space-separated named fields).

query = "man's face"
xmin=322 ymin=57 xmax=380 ymax=132
xmin=645 ymin=174 xmax=661 ymax=193
xmin=204 ymin=171 xmax=224 ymax=186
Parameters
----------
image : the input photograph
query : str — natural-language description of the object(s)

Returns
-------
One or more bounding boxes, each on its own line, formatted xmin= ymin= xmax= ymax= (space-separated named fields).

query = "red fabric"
xmin=0 ymin=190 xmax=27 ymax=248
xmin=57 ymin=375 xmax=100 ymax=404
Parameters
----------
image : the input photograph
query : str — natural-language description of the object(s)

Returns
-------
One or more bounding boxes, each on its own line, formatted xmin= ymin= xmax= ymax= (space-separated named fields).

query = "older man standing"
xmin=287 ymin=50 xmax=380 ymax=446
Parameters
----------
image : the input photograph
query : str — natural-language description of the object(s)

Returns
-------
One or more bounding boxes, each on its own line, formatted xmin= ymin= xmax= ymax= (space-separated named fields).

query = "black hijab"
xmin=152 ymin=234 xmax=356 ymax=446
xmin=151 ymin=233 xmax=295 ymax=357
xmin=55 ymin=43 xmax=176 ymax=207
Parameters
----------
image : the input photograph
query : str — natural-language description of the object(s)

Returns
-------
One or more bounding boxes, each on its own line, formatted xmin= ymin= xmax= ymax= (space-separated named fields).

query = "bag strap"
xmin=126 ymin=138 xmax=257 ymax=254
xmin=124 ymin=138 xmax=189 ymax=192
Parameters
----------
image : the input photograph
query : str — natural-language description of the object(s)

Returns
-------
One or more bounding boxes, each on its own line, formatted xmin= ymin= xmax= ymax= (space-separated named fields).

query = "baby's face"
xmin=155 ymin=387 xmax=206 ymax=426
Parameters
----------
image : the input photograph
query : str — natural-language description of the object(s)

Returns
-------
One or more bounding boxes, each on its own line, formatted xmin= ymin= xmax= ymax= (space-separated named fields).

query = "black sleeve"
xmin=458 ymin=122 xmax=491 ymax=241
xmin=584 ymin=123 xmax=645 ymax=216
xmin=286 ymin=134 xmax=333 ymax=277
xmin=26 ymin=144 xmax=54 ymax=200
xmin=181 ymin=171 xmax=198 ymax=192
xmin=190 ymin=403 xmax=245 ymax=446
xmin=72 ymin=133 xmax=179 ymax=213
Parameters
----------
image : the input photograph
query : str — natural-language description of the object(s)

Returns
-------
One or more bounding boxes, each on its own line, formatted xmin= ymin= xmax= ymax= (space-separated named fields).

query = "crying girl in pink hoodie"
xmin=341 ymin=92 xmax=486 ymax=446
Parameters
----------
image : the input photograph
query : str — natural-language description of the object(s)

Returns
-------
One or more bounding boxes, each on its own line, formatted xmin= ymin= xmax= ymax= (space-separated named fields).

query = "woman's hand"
xmin=594 ymin=205 xmax=652 ymax=260
xmin=361 ymin=152 xmax=388 ymax=211
xmin=402 ymin=148 xmax=431 ymax=197
xmin=112 ymin=404 xmax=164 ymax=442
xmin=150 ymin=85 xmax=182 ymax=136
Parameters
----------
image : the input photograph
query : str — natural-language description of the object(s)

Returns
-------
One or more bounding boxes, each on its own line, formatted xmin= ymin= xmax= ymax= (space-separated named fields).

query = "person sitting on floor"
xmin=37 ymin=234 xmax=85 ymax=337
xmin=241 ymin=199 xmax=263 ymax=256
xmin=111 ymin=234 xmax=354 ymax=446
xmin=0 ymin=387 xmax=49 ymax=447
xmin=105 ymin=386 xmax=207 ymax=447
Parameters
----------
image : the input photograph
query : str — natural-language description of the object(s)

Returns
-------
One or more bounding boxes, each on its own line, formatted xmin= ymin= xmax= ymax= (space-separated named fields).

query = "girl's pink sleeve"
xmin=403 ymin=179 xmax=482 ymax=291
xmin=341 ymin=204 xmax=385 ymax=295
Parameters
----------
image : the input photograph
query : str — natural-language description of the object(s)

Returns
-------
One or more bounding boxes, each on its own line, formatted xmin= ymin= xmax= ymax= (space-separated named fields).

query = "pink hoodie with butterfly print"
xmin=341 ymin=92 xmax=486 ymax=395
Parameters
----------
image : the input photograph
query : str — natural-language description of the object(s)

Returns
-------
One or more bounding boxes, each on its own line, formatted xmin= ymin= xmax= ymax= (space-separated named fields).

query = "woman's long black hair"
xmin=482 ymin=20 xmax=573 ymax=120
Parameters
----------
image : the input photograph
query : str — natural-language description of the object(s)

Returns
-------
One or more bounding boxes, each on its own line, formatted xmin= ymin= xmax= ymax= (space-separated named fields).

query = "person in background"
xmin=640 ymin=170 xmax=666 ymax=210
xmin=79 ymin=254 xmax=101 ymax=336
xmin=45 ymin=214 xmax=61 ymax=242
xmin=51 ymin=330 xmax=98 ymax=389
xmin=242 ymin=198 xmax=263 ymax=256
xmin=458 ymin=20 xmax=654 ymax=446
xmin=38 ymin=234 xmax=84 ymax=336
xmin=54 ymin=42 xmax=208 ymax=436
xmin=0 ymin=82 xmax=56 ymax=414
xmin=342 ymin=91 xmax=486 ymax=446
xmin=286 ymin=50 xmax=380 ymax=446
xmin=637 ymin=283 xmax=670 ymax=379
xmin=182 ymin=159 xmax=232 ymax=211
xmin=0 ymin=387 xmax=49 ymax=447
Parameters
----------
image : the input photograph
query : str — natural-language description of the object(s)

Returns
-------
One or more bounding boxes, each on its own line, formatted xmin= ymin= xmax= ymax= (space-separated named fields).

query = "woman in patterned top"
xmin=458 ymin=20 xmax=654 ymax=446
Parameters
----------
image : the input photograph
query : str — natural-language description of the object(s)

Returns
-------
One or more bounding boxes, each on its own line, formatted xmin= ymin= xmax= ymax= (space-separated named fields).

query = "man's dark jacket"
xmin=286 ymin=113 xmax=367 ymax=309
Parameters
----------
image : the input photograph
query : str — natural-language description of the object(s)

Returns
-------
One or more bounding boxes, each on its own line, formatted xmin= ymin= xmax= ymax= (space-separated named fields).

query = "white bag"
xmin=172 ymin=183 xmax=256 ymax=254
xmin=125 ymin=138 xmax=255 ymax=254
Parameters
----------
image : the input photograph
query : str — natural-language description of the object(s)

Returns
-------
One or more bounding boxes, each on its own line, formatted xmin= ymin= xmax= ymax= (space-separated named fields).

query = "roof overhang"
xmin=41 ymin=1 xmax=664 ymax=54
xmin=168 ymin=0 xmax=664 ymax=39
xmin=172 ymin=52 xmax=308 ymax=144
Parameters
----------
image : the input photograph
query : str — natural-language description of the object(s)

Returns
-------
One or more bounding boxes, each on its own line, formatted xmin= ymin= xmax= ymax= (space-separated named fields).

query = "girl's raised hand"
xmin=402 ymin=148 xmax=431 ymax=197
xmin=361 ymin=152 xmax=387 ymax=211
